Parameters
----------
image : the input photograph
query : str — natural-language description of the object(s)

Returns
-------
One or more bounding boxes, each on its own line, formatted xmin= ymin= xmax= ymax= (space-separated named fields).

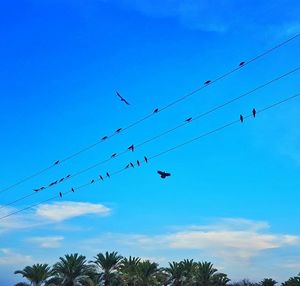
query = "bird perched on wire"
xmin=99 ymin=175 xmax=104 ymax=181
xmin=185 ymin=117 xmax=192 ymax=122
xmin=204 ymin=80 xmax=211 ymax=85
xmin=91 ymin=180 xmax=95 ymax=184
xmin=66 ymin=174 xmax=71 ymax=179
xmin=130 ymin=162 xmax=134 ymax=168
xmin=157 ymin=170 xmax=171 ymax=179
xmin=144 ymin=156 xmax=148 ymax=163
xmin=111 ymin=153 xmax=117 ymax=158
xmin=106 ymin=172 xmax=110 ymax=178
xmin=153 ymin=108 xmax=159 ymax=113
xmin=115 ymin=128 xmax=122 ymax=133
xmin=240 ymin=115 xmax=244 ymax=123
xmin=33 ymin=189 xmax=40 ymax=192
xmin=239 ymin=61 xmax=245 ymax=66
xmin=59 ymin=192 xmax=62 ymax=198
xmin=128 ymin=144 xmax=134 ymax=152
xmin=59 ymin=178 xmax=64 ymax=183
xmin=252 ymin=108 xmax=257 ymax=118
xmin=49 ymin=181 xmax=58 ymax=187
xmin=116 ymin=91 xmax=130 ymax=105
xmin=54 ymin=160 xmax=60 ymax=165
xmin=137 ymin=160 xmax=140 ymax=167
xmin=101 ymin=136 xmax=108 ymax=141
xmin=71 ymin=188 xmax=75 ymax=193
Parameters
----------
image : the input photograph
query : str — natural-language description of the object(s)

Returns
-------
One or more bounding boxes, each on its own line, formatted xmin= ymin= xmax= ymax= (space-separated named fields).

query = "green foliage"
xmin=282 ymin=273 xmax=300 ymax=286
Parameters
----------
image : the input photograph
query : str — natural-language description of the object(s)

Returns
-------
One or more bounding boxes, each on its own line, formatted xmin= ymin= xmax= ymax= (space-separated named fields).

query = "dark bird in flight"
xmin=102 ymin=136 xmax=108 ymax=141
xmin=106 ymin=172 xmax=110 ymax=178
xmin=204 ymin=80 xmax=211 ymax=85
xmin=115 ymin=128 xmax=122 ymax=133
xmin=137 ymin=160 xmax=140 ymax=167
xmin=128 ymin=144 xmax=134 ymax=152
xmin=239 ymin=61 xmax=245 ymax=66
xmin=66 ymin=174 xmax=71 ymax=179
xmin=54 ymin=160 xmax=60 ymax=165
xmin=240 ymin=114 xmax=244 ymax=123
xmin=99 ymin=175 xmax=104 ymax=181
xmin=252 ymin=108 xmax=257 ymax=118
xmin=185 ymin=117 xmax=192 ymax=122
xmin=157 ymin=170 xmax=171 ymax=179
xmin=59 ymin=178 xmax=64 ymax=183
xmin=111 ymin=153 xmax=117 ymax=158
xmin=153 ymin=108 xmax=159 ymax=113
xmin=59 ymin=192 xmax=62 ymax=198
xmin=130 ymin=162 xmax=134 ymax=168
xmin=71 ymin=188 xmax=75 ymax=193
xmin=91 ymin=180 xmax=95 ymax=184
xmin=144 ymin=156 xmax=148 ymax=163
xmin=125 ymin=164 xmax=130 ymax=169
xmin=116 ymin=91 xmax=130 ymax=105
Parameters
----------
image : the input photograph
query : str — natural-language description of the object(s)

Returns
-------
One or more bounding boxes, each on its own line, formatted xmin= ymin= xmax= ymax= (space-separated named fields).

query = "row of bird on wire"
xmin=37 ymin=107 xmax=257 ymax=199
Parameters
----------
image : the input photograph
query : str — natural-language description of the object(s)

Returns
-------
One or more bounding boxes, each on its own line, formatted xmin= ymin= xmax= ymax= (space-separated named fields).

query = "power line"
xmin=1 ymin=92 xmax=299 ymax=221
xmin=1 ymin=66 xmax=299 ymax=209
xmin=1 ymin=32 xmax=299 ymax=195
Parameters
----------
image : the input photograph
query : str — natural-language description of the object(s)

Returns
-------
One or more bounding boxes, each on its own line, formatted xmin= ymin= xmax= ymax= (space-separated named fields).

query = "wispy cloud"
xmin=36 ymin=201 xmax=111 ymax=222
xmin=28 ymin=236 xmax=64 ymax=249
xmin=0 ymin=248 xmax=33 ymax=266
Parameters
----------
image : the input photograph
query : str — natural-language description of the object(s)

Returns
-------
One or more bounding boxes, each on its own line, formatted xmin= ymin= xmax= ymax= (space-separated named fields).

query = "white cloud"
xmin=36 ymin=201 xmax=111 ymax=222
xmin=0 ymin=248 xmax=33 ymax=266
xmin=28 ymin=236 xmax=64 ymax=249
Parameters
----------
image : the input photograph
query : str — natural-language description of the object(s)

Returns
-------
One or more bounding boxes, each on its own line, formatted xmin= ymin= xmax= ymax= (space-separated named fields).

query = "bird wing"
xmin=165 ymin=172 xmax=171 ymax=177
xmin=157 ymin=170 xmax=164 ymax=175
xmin=123 ymin=98 xmax=130 ymax=105
xmin=116 ymin=91 xmax=123 ymax=99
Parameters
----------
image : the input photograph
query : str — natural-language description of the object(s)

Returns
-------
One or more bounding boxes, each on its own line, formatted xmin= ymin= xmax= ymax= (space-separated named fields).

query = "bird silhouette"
xmin=66 ymin=174 xmax=71 ymax=179
xmin=144 ymin=156 xmax=148 ymax=163
xmin=116 ymin=91 xmax=130 ymax=105
xmin=252 ymin=108 xmax=257 ymax=118
xmin=49 ymin=180 xmax=58 ymax=187
xmin=54 ymin=160 xmax=60 ymax=165
xmin=59 ymin=192 xmax=62 ymax=198
xmin=204 ymin=80 xmax=211 ymax=85
xmin=91 ymin=180 xmax=95 ymax=184
xmin=40 ymin=187 xmax=45 ymax=190
xmin=157 ymin=170 xmax=171 ymax=179
xmin=153 ymin=108 xmax=159 ymax=113
xmin=111 ymin=153 xmax=117 ymax=158
xmin=115 ymin=128 xmax=122 ymax=133
xmin=33 ymin=189 xmax=39 ymax=192
xmin=185 ymin=117 xmax=192 ymax=122
xmin=128 ymin=144 xmax=134 ymax=152
xmin=239 ymin=61 xmax=245 ymax=66
xmin=125 ymin=164 xmax=130 ymax=169
xmin=106 ymin=172 xmax=110 ymax=178
xmin=130 ymin=162 xmax=134 ymax=168
xmin=59 ymin=178 xmax=64 ymax=183
xmin=71 ymin=188 xmax=75 ymax=193
xmin=240 ymin=114 xmax=244 ymax=123
xmin=99 ymin=175 xmax=104 ymax=181
xmin=101 ymin=136 xmax=108 ymax=141
xmin=137 ymin=160 xmax=140 ymax=167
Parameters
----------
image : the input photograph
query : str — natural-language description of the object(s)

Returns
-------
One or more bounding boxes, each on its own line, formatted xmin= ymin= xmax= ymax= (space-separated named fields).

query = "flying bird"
xmin=204 ymin=80 xmax=211 ymax=85
xmin=115 ymin=128 xmax=122 ymax=133
xmin=153 ymin=108 xmax=159 ymax=113
xmin=128 ymin=144 xmax=134 ymax=152
xmin=137 ymin=160 xmax=140 ymax=167
xmin=111 ymin=153 xmax=117 ymax=158
xmin=54 ymin=160 xmax=60 ymax=165
xmin=157 ymin=170 xmax=171 ymax=179
xmin=106 ymin=172 xmax=110 ymax=178
xmin=71 ymin=188 xmax=75 ymax=193
xmin=99 ymin=175 xmax=104 ymax=181
xmin=144 ymin=156 xmax=148 ymax=163
xmin=101 ymin=136 xmax=108 ymax=141
xmin=125 ymin=164 xmax=130 ymax=169
xmin=91 ymin=180 xmax=95 ymax=184
xmin=59 ymin=192 xmax=62 ymax=198
xmin=239 ymin=61 xmax=245 ymax=66
xmin=252 ymin=108 xmax=257 ymax=118
xmin=185 ymin=117 xmax=192 ymax=122
xmin=116 ymin=91 xmax=130 ymax=105
xmin=130 ymin=162 xmax=134 ymax=168
xmin=240 ymin=114 xmax=244 ymax=123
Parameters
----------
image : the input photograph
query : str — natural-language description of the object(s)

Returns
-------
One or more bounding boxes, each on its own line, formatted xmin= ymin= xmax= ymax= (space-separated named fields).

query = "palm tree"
xmin=135 ymin=260 xmax=159 ymax=286
xmin=14 ymin=263 xmax=54 ymax=286
xmin=192 ymin=262 xmax=221 ymax=286
xmin=52 ymin=253 xmax=95 ymax=286
xmin=120 ymin=256 xmax=141 ymax=286
xmin=282 ymin=273 xmax=300 ymax=286
xmin=260 ymin=279 xmax=277 ymax=286
xmin=181 ymin=259 xmax=195 ymax=285
xmin=92 ymin=251 xmax=123 ymax=286
xmin=211 ymin=273 xmax=230 ymax=286
xmin=165 ymin=262 xmax=185 ymax=286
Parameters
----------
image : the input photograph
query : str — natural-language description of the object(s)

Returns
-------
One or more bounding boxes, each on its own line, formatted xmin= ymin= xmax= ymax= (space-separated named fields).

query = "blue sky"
xmin=0 ymin=0 xmax=300 ymax=284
